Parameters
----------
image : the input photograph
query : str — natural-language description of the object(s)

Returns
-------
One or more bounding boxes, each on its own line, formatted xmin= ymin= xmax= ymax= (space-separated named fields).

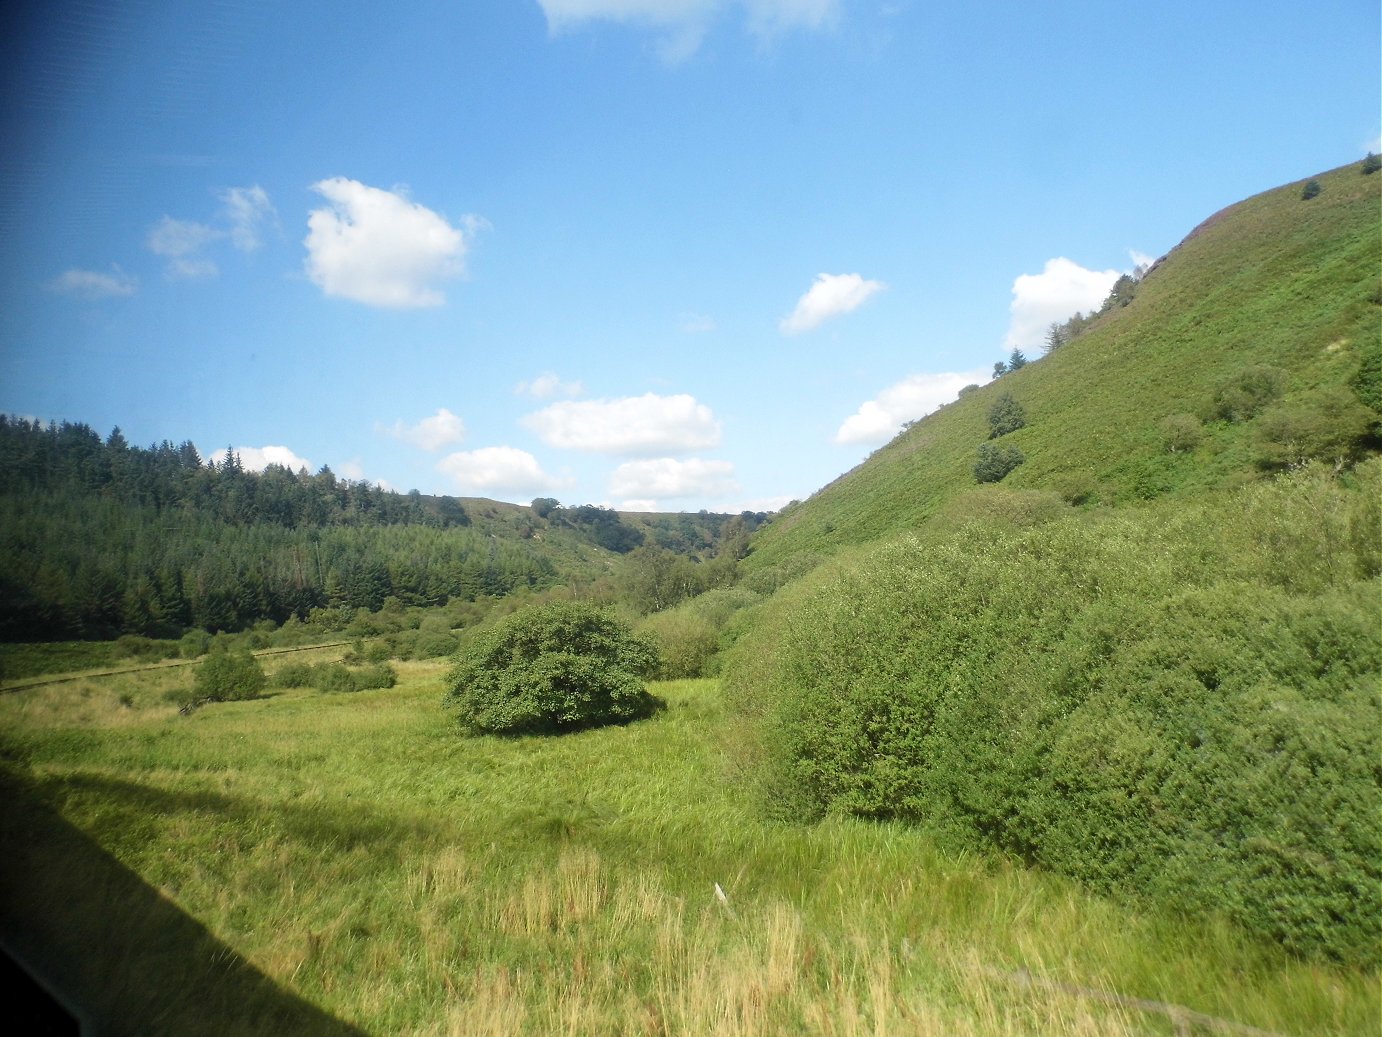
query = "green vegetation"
xmin=986 ymin=392 xmax=1027 ymax=438
xmin=2 ymin=162 xmax=1379 ymax=1031
xmin=728 ymin=464 xmax=1381 ymax=965
xmin=744 ymin=161 xmax=1381 ymax=569
xmin=445 ymin=602 xmax=661 ymax=735
xmin=973 ymin=441 xmax=1025 ymax=482
xmin=192 ymin=649 xmax=266 ymax=703
xmin=0 ymin=419 xmax=760 ymax=642
xmin=2 ymin=665 xmax=1375 ymax=1035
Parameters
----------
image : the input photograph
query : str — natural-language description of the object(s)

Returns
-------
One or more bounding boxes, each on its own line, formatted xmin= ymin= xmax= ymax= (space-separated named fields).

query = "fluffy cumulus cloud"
xmin=515 ymin=372 xmax=585 ymax=399
xmin=537 ymin=0 xmax=837 ymax=60
xmin=523 ymin=393 xmax=721 ymax=456
xmin=209 ymin=445 xmax=313 ymax=472
xmin=48 ymin=265 xmax=138 ymax=300
xmin=835 ymin=368 xmax=992 ymax=445
xmin=381 ymin=407 xmax=467 ymax=451
xmin=780 ymin=272 xmax=886 ymax=334
xmin=608 ymin=457 xmax=739 ymax=499
xmin=436 ymin=446 xmax=568 ymax=496
xmin=147 ymin=216 xmax=220 ymax=278
xmin=220 ymin=185 xmax=275 ymax=251
xmin=1005 ymin=257 xmax=1122 ymax=352
xmin=304 ymin=178 xmax=482 ymax=308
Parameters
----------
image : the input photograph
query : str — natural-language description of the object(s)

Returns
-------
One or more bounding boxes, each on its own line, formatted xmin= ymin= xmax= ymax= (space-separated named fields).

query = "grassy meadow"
xmin=2 ymin=651 xmax=1376 ymax=1036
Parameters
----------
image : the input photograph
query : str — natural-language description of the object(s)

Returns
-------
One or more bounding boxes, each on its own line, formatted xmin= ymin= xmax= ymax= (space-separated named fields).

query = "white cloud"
xmin=1004 ymin=257 xmax=1122 ymax=352
xmin=437 ymin=446 xmax=569 ymax=495
xmin=209 ymin=445 xmax=313 ymax=472
xmin=609 ymin=457 xmax=739 ymax=499
xmin=516 ymin=372 xmax=585 ymax=399
xmin=680 ymin=312 xmax=717 ymax=333
xmin=835 ymin=368 xmax=992 ymax=445
xmin=780 ymin=272 xmax=886 ymax=334
xmin=523 ymin=393 xmax=722 ymax=455
xmin=48 ymin=266 xmax=138 ymax=300
xmin=617 ymin=498 xmax=659 ymax=512
xmin=304 ymin=177 xmax=483 ymax=308
xmin=220 ymin=185 xmax=275 ymax=251
xmin=381 ymin=407 xmax=467 ymax=451
xmin=147 ymin=216 xmax=221 ymax=278
xmin=537 ymin=0 xmax=838 ymax=60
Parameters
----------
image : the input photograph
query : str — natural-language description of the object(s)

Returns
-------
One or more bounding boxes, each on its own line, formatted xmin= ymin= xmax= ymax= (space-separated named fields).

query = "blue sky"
xmin=3 ymin=0 xmax=1378 ymax=512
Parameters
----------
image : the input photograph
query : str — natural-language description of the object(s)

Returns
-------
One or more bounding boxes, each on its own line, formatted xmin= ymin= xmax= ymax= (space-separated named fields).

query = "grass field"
xmin=1 ymin=654 xmax=1376 ymax=1036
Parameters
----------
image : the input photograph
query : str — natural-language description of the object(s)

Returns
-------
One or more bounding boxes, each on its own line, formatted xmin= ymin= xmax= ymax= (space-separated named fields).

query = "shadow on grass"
xmin=0 ymin=766 xmax=371 ymax=1037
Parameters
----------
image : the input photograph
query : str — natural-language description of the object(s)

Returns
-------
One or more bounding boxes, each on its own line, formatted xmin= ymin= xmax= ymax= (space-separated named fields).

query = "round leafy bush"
xmin=192 ymin=650 xmax=266 ymax=702
xmin=445 ymin=602 xmax=660 ymax=735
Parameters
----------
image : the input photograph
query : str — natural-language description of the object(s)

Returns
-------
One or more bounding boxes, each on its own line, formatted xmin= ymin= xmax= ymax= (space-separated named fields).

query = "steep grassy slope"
xmin=745 ymin=160 xmax=1380 ymax=572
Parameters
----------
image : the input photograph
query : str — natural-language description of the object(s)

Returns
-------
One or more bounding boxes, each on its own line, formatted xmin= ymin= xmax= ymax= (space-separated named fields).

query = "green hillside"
xmin=721 ymin=162 xmax=1381 ymax=968
xmin=745 ymin=159 xmax=1381 ymax=574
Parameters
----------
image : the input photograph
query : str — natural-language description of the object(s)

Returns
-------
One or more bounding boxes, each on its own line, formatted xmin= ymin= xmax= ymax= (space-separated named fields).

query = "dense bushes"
xmin=270 ymin=658 xmax=396 ymax=692
xmin=726 ymin=465 xmax=1381 ymax=964
xmin=192 ymin=650 xmax=266 ymax=702
xmin=445 ymin=602 xmax=660 ymax=735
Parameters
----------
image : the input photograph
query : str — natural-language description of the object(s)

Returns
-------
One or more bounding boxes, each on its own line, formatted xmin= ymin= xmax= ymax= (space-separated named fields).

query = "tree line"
xmin=0 ymin=417 xmax=556 ymax=640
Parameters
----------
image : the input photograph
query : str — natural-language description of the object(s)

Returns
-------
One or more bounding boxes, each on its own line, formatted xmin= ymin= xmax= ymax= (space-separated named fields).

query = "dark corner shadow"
xmin=0 ymin=767 xmax=372 ymax=1037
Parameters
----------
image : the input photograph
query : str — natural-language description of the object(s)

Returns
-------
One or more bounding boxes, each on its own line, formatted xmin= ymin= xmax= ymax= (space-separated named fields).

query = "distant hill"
xmin=743 ymin=159 xmax=1381 ymax=577
xmin=0 ymin=420 xmax=756 ymax=640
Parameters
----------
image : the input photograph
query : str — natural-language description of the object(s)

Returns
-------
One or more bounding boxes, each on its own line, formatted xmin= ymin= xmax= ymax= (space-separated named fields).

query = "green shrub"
xmin=1300 ymin=178 xmax=1322 ymax=200
xmin=192 ymin=650 xmax=266 ymax=702
xmin=1158 ymin=412 xmax=1203 ymax=453
xmin=1207 ymin=366 xmax=1287 ymax=423
xmin=271 ymin=661 xmax=314 ymax=688
xmin=1364 ymin=152 xmax=1382 ymax=175
xmin=986 ymin=392 xmax=1027 ymax=438
xmin=973 ymin=442 xmax=1024 ymax=483
xmin=445 ymin=602 xmax=660 ymax=735
xmin=413 ymin=629 xmax=460 ymax=659
xmin=178 ymin=629 xmax=211 ymax=659
xmin=1349 ymin=338 xmax=1382 ymax=412
xmin=307 ymin=661 xmax=396 ymax=693
xmin=727 ymin=480 xmax=1382 ymax=964
xmin=1254 ymin=388 xmax=1374 ymax=469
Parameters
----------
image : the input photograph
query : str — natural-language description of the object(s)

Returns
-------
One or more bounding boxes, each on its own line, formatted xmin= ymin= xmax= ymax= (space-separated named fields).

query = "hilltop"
xmin=743 ymin=159 xmax=1380 ymax=576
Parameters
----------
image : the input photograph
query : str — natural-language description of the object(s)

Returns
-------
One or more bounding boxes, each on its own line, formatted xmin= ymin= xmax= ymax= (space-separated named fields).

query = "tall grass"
xmin=1 ymin=664 xmax=1375 ymax=1035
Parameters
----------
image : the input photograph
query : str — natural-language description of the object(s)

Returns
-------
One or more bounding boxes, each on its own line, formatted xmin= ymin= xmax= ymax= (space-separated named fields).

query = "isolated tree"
xmin=1300 ymin=179 xmax=1322 ymax=200
xmin=1363 ymin=152 xmax=1382 ymax=175
xmin=192 ymin=649 xmax=266 ymax=702
xmin=1007 ymin=349 xmax=1028 ymax=371
xmin=987 ymin=392 xmax=1027 ymax=438
xmin=1044 ymin=322 xmax=1069 ymax=352
xmin=973 ymin=442 xmax=1025 ymax=483
xmin=445 ymin=602 xmax=660 ymax=735
xmin=992 ymin=360 xmax=1008 ymax=378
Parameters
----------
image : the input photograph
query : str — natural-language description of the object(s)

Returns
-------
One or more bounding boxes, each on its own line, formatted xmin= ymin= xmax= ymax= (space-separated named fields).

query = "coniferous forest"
xmin=0 ymin=417 xmax=559 ymax=640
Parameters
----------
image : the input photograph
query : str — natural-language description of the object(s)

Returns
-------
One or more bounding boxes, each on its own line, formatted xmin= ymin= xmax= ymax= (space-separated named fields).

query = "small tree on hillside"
xmin=445 ymin=602 xmax=660 ymax=735
xmin=1363 ymin=152 xmax=1382 ymax=175
xmin=987 ymin=392 xmax=1027 ymax=438
xmin=973 ymin=442 xmax=1025 ymax=483
xmin=1007 ymin=349 xmax=1029 ymax=371
xmin=1300 ymin=179 xmax=1322 ymax=200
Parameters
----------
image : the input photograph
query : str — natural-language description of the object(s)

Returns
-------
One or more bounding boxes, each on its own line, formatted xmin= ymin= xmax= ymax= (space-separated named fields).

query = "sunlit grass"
xmin=1 ymin=666 xmax=1375 ymax=1035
